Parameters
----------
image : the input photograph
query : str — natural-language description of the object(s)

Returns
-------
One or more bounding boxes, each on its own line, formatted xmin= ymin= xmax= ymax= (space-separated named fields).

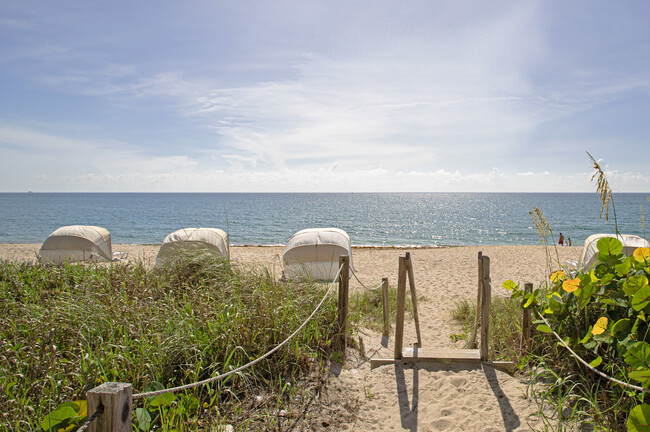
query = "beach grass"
xmin=0 ymin=252 xmax=345 ymax=431
xmin=451 ymin=295 xmax=524 ymax=362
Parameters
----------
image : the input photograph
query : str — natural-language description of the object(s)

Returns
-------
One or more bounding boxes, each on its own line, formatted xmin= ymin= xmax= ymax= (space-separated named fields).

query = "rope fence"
xmin=132 ymin=263 xmax=344 ymax=400
xmin=352 ymin=271 xmax=383 ymax=291
xmin=534 ymin=309 xmax=650 ymax=394
xmin=76 ymin=405 xmax=103 ymax=432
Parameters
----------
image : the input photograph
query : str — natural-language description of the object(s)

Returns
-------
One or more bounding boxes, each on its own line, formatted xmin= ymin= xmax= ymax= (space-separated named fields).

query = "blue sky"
xmin=1 ymin=1 xmax=649 ymax=192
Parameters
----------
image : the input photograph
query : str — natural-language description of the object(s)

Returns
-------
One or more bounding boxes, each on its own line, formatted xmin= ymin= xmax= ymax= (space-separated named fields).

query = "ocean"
xmin=0 ymin=193 xmax=648 ymax=247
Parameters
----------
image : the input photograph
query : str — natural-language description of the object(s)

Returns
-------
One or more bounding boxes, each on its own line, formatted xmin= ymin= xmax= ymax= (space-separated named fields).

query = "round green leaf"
xmin=628 ymin=403 xmax=650 ymax=432
xmin=597 ymin=237 xmax=623 ymax=256
xmin=143 ymin=381 xmax=165 ymax=403
xmin=593 ymin=263 xmax=610 ymax=279
xmin=611 ymin=318 xmax=632 ymax=340
xmin=625 ymin=342 xmax=650 ymax=369
xmin=135 ymin=408 xmax=152 ymax=431
xmin=624 ymin=275 xmax=650 ymax=297
xmin=42 ymin=406 xmax=77 ymax=431
xmin=150 ymin=392 xmax=176 ymax=408
xmin=536 ymin=324 xmax=552 ymax=334
xmin=501 ymin=280 xmax=517 ymax=291
xmin=588 ymin=356 xmax=602 ymax=367
xmin=632 ymin=286 xmax=650 ymax=311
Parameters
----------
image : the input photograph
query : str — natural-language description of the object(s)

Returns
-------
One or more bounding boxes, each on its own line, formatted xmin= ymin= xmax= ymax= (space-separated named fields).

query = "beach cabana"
xmin=38 ymin=225 xmax=113 ymax=264
xmin=282 ymin=228 xmax=354 ymax=282
xmin=155 ymin=227 xmax=229 ymax=268
xmin=579 ymin=233 xmax=650 ymax=270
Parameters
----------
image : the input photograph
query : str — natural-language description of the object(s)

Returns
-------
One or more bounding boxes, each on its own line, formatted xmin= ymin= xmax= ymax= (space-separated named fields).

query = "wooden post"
xmin=87 ymin=382 xmax=132 ymax=432
xmin=394 ymin=256 xmax=407 ymax=360
xmin=521 ymin=282 xmax=533 ymax=352
xmin=480 ymin=255 xmax=491 ymax=361
xmin=405 ymin=252 xmax=422 ymax=348
xmin=466 ymin=251 xmax=482 ymax=349
xmin=381 ymin=277 xmax=390 ymax=337
xmin=338 ymin=255 xmax=350 ymax=363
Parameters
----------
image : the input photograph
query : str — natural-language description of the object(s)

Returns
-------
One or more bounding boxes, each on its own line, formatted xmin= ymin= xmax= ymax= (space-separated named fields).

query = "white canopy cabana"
xmin=155 ymin=227 xmax=229 ymax=268
xmin=282 ymin=228 xmax=354 ymax=282
xmin=38 ymin=225 xmax=113 ymax=264
xmin=580 ymin=233 xmax=650 ymax=270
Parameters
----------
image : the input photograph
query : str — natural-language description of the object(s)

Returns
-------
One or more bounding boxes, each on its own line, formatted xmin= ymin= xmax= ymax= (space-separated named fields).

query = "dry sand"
xmin=1 ymin=243 xmax=581 ymax=431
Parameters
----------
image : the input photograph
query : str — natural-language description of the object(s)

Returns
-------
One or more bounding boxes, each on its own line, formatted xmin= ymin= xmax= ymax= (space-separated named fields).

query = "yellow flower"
xmin=592 ymin=317 xmax=608 ymax=335
xmin=550 ymin=270 xmax=565 ymax=283
xmin=562 ymin=278 xmax=580 ymax=292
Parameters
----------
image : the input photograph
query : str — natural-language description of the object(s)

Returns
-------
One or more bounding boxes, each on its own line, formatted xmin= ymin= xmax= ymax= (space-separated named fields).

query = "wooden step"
xmin=402 ymin=347 xmax=481 ymax=362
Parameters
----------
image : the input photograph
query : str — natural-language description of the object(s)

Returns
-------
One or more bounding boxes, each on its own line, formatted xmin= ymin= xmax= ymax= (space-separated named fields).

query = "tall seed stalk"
xmin=587 ymin=152 xmax=618 ymax=235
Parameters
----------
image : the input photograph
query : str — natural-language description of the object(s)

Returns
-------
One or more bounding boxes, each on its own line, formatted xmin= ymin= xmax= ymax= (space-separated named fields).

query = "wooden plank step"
xmin=402 ymin=347 xmax=481 ymax=361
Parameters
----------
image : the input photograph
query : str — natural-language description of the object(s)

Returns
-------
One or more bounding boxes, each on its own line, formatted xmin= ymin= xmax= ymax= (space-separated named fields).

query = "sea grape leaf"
xmin=615 ymin=258 xmax=632 ymax=276
xmin=629 ymin=370 xmax=650 ymax=385
xmin=632 ymin=286 xmax=650 ymax=311
xmin=577 ymin=283 xmax=597 ymax=309
xmin=602 ymin=253 xmax=626 ymax=268
xmin=522 ymin=292 xmax=537 ymax=309
xmin=611 ymin=318 xmax=632 ymax=340
xmin=536 ymin=324 xmax=552 ymax=334
xmin=624 ymin=342 xmax=650 ymax=369
xmin=597 ymin=237 xmax=623 ymax=256
xmin=150 ymin=392 xmax=176 ymax=408
xmin=143 ymin=381 xmax=165 ymax=403
xmin=583 ymin=339 xmax=598 ymax=350
xmin=56 ymin=402 xmax=80 ymax=412
xmin=601 ymin=273 xmax=615 ymax=286
xmin=501 ymin=280 xmax=517 ymax=291
xmin=625 ymin=275 xmax=650 ymax=297
xmin=562 ymin=278 xmax=580 ymax=293
xmin=135 ymin=408 xmax=152 ymax=431
xmin=593 ymin=263 xmax=610 ymax=279
xmin=589 ymin=356 xmax=603 ymax=367
xmin=634 ymin=247 xmax=650 ymax=264
xmin=41 ymin=406 xmax=77 ymax=431
xmin=550 ymin=271 xmax=565 ymax=283
xmin=628 ymin=403 xmax=650 ymax=432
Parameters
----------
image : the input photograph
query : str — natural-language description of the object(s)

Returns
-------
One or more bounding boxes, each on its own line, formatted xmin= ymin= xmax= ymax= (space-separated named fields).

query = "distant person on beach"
xmin=568 ymin=237 xmax=572 ymax=246
xmin=559 ymin=233 xmax=564 ymax=246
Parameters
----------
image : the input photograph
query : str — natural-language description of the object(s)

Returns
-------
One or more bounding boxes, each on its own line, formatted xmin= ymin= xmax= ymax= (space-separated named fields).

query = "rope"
xmin=132 ymin=263 xmax=344 ymax=400
xmin=76 ymin=405 xmax=103 ymax=432
xmin=352 ymin=271 xmax=383 ymax=291
xmin=535 ymin=310 xmax=650 ymax=394
xmin=492 ymin=281 xmax=512 ymax=298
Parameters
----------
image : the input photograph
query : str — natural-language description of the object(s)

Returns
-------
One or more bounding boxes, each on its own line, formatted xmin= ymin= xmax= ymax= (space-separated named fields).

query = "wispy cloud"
xmin=1 ymin=1 xmax=649 ymax=191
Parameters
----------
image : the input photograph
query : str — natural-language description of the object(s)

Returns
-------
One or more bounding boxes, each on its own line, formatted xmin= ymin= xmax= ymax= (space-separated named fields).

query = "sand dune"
xmin=1 ymin=243 xmax=580 ymax=430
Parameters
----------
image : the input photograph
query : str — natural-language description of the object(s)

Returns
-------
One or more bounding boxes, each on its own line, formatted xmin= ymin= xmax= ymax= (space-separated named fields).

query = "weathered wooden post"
xmin=480 ymin=255 xmax=491 ymax=361
xmin=394 ymin=256 xmax=407 ymax=360
xmin=87 ymin=382 xmax=132 ymax=432
xmin=466 ymin=251 xmax=482 ymax=349
xmin=405 ymin=252 xmax=422 ymax=348
xmin=381 ymin=277 xmax=390 ymax=337
xmin=338 ymin=255 xmax=350 ymax=363
xmin=521 ymin=282 xmax=533 ymax=352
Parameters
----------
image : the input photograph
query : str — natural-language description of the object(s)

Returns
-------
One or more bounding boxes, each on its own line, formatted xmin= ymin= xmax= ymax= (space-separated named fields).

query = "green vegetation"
xmin=0 ymin=252 xmax=346 ymax=431
xmin=452 ymin=153 xmax=650 ymax=431
xmin=349 ymin=286 xmax=415 ymax=333
xmin=504 ymin=235 xmax=650 ymax=431
xmin=451 ymin=296 xmax=524 ymax=363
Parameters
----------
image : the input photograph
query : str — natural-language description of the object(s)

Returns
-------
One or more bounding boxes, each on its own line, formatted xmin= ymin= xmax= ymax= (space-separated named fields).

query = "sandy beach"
xmin=1 ymin=243 xmax=580 ymax=431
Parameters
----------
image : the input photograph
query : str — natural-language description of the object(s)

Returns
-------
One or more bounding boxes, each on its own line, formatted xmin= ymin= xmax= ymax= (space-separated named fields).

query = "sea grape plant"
xmin=504 ymin=237 xmax=650 ymax=431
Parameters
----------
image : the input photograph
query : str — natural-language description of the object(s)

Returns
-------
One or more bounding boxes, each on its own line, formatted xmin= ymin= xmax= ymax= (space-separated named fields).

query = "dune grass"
xmin=0 ymin=252 xmax=344 ymax=431
xmin=451 ymin=295 xmax=524 ymax=362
